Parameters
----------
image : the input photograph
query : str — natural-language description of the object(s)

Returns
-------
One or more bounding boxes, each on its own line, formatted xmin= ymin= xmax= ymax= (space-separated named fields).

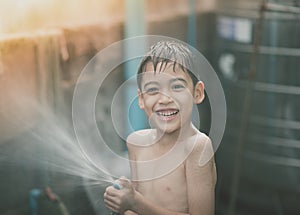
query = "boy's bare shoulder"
xmin=185 ymin=131 xmax=210 ymax=150
xmin=126 ymin=129 xmax=156 ymax=148
xmin=185 ymin=132 xmax=214 ymax=167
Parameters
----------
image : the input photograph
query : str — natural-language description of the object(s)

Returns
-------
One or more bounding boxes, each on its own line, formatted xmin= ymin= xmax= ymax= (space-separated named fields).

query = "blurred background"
xmin=0 ymin=0 xmax=299 ymax=214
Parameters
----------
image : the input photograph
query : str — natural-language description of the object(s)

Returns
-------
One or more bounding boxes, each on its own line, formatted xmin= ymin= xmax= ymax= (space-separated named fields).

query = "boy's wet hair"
xmin=137 ymin=40 xmax=199 ymax=90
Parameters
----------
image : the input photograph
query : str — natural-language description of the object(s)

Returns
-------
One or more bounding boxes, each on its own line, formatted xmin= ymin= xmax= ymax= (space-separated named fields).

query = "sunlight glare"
xmin=0 ymin=0 xmax=123 ymax=34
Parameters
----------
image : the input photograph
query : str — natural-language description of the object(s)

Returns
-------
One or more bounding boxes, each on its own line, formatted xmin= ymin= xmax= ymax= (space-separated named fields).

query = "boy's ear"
xmin=193 ymin=81 xmax=205 ymax=104
xmin=137 ymin=90 xmax=145 ymax=110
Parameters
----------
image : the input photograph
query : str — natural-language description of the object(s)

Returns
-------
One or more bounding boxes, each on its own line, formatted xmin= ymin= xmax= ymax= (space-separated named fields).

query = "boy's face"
xmin=138 ymin=62 xmax=204 ymax=134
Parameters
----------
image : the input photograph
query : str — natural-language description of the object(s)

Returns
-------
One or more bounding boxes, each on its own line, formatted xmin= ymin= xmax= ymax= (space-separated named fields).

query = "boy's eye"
xmin=145 ymin=87 xmax=159 ymax=94
xmin=171 ymin=84 xmax=185 ymax=91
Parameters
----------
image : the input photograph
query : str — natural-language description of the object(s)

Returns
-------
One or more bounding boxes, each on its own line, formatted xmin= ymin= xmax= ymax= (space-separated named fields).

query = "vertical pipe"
xmin=227 ymin=1 xmax=267 ymax=214
xmin=124 ymin=0 xmax=147 ymax=138
xmin=124 ymin=0 xmax=146 ymax=40
xmin=188 ymin=0 xmax=197 ymax=48
xmin=267 ymin=19 xmax=278 ymax=123
xmin=188 ymin=0 xmax=199 ymax=130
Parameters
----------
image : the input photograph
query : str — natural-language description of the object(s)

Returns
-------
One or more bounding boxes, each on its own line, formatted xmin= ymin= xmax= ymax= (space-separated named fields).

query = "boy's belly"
xmin=137 ymin=164 xmax=188 ymax=212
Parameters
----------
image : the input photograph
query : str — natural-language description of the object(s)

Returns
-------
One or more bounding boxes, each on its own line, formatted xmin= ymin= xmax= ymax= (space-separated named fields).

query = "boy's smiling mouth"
xmin=155 ymin=109 xmax=179 ymax=121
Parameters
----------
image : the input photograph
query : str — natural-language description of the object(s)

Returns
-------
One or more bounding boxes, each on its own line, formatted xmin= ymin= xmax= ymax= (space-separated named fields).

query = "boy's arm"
xmin=185 ymin=137 xmax=217 ymax=215
xmin=124 ymin=141 xmax=139 ymax=215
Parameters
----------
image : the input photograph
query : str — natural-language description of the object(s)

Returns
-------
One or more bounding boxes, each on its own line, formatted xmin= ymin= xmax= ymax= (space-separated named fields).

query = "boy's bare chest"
xmin=135 ymin=149 xmax=188 ymax=211
xmin=137 ymin=164 xmax=186 ymax=192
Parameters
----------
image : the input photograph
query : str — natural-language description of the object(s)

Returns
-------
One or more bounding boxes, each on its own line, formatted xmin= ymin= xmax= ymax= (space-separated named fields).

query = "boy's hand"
xmin=104 ymin=176 xmax=136 ymax=214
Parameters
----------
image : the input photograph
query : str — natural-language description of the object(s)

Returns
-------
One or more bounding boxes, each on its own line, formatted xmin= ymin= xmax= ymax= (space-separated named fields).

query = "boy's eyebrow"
xmin=143 ymin=81 xmax=159 ymax=89
xmin=170 ymin=78 xmax=188 ymax=85
xmin=143 ymin=78 xmax=188 ymax=89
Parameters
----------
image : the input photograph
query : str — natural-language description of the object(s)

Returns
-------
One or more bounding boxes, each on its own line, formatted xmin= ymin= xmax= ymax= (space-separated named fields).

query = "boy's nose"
xmin=158 ymin=92 xmax=173 ymax=104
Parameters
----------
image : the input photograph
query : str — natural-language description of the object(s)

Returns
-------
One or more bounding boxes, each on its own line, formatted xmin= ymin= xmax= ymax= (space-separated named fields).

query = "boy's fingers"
xmin=104 ymin=193 xmax=121 ymax=204
xmin=105 ymin=186 xmax=119 ymax=197
xmin=117 ymin=176 xmax=130 ymax=188
xmin=104 ymin=199 xmax=119 ymax=213
xmin=104 ymin=192 xmax=121 ymax=212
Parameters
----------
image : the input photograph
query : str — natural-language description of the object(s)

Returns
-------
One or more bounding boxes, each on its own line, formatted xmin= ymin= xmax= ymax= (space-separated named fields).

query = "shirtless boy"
xmin=104 ymin=40 xmax=217 ymax=215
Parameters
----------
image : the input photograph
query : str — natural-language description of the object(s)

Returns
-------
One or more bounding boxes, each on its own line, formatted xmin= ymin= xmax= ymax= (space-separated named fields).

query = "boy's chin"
xmin=149 ymin=118 xmax=182 ymax=134
xmin=155 ymin=125 xmax=180 ymax=135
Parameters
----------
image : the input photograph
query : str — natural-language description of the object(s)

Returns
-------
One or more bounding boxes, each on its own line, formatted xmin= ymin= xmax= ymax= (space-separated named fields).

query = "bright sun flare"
xmin=0 ymin=0 xmax=123 ymax=34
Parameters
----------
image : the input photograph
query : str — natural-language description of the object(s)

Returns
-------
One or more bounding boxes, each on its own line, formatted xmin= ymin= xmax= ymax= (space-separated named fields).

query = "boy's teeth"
xmin=157 ymin=110 xmax=178 ymax=116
